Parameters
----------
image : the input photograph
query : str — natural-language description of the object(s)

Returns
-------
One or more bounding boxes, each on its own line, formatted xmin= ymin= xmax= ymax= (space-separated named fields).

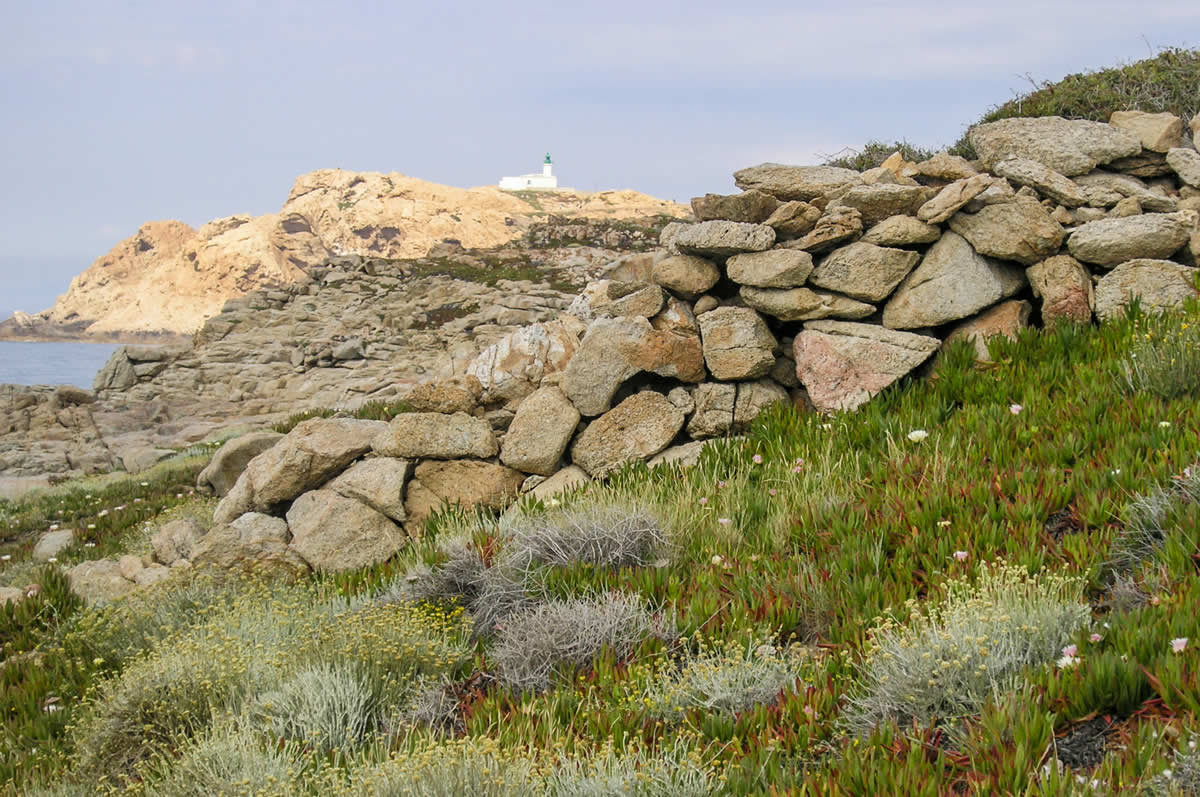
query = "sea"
xmin=0 ymin=341 xmax=121 ymax=389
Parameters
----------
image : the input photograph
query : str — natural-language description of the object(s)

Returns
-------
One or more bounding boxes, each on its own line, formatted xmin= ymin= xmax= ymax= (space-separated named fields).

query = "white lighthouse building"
xmin=499 ymin=153 xmax=558 ymax=190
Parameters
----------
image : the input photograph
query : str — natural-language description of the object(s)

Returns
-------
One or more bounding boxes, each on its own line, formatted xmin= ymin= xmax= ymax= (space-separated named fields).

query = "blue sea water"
xmin=0 ymin=341 xmax=121 ymax=389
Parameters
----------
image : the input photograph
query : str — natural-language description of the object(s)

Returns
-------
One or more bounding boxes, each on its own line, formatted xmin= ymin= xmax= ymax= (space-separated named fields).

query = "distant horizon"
xmin=4 ymin=1 xmax=1198 ymax=314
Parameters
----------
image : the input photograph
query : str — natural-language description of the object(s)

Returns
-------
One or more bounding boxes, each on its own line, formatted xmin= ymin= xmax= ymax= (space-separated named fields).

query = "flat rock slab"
xmin=1167 ymin=148 xmax=1200 ymax=188
xmin=733 ymin=163 xmax=862 ymax=202
xmin=862 ymin=216 xmax=941 ymax=247
xmin=697 ymin=306 xmax=777 ymax=380
xmin=969 ymin=116 xmax=1142 ymax=176
xmin=726 ymin=249 xmax=814 ymax=288
xmin=1067 ymin=212 xmax=1194 ymax=267
xmin=883 ymin=231 xmax=1026 ymax=329
xmin=690 ymin=190 xmax=780 ymax=223
xmin=764 ymin=201 xmax=823 ymax=240
xmin=652 ymin=254 xmax=720 ymax=299
xmin=1094 ymin=259 xmax=1200 ymax=321
xmin=992 ymin=157 xmax=1086 ymax=207
xmin=794 ymin=320 xmax=940 ymax=413
xmin=529 ymin=465 xmax=590 ymax=501
xmin=670 ymin=221 xmax=776 ymax=258
xmin=948 ymin=197 xmax=1065 ymax=265
xmin=371 ymin=412 xmax=497 ymax=460
xmin=832 ymin=184 xmax=928 ymax=227
xmin=809 ymin=241 xmax=921 ymax=302
xmin=1109 ymin=111 xmax=1183 ymax=153
xmin=917 ymin=174 xmax=994 ymax=224
xmin=286 ymin=489 xmax=406 ymax=572
xmin=569 ymin=391 xmax=685 ymax=476
xmin=740 ymin=286 xmax=874 ymax=322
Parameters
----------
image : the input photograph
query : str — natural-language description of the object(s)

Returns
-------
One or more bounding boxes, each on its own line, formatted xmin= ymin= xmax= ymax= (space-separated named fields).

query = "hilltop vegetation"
xmin=2 ymin=298 xmax=1200 ymax=794
xmin=827 ymin=46 xmax=1200 ymax=170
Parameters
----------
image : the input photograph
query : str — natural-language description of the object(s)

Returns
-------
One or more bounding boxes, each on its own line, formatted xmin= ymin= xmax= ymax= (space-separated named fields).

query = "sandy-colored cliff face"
xmin=16 ymin=170 xmax=687 ymax=338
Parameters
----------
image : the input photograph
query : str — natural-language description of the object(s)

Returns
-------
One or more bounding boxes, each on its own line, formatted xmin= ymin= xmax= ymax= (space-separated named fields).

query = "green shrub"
xmin=823 ymin=139 xmax=935 ymax=171
xmin=844 ymin=559 xmax=1090 ymax=735
xmin=270 ymin=400 xmax=412 ymax=434
xmin=336 ymin=737 xmax=543 ymax=796
xmin=1122 ymin=311 xmax=1200 ymax=399
xmin=141 ymin=720 xmax=301 ymax=797
xmin=491 ymin=592 xmax=673 ymax=692
xmin=546 ymin=741 xmax=719 ymax=796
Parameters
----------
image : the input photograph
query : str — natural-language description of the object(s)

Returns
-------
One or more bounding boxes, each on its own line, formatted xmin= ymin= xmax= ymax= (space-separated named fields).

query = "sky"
xmin=2 ymin=1 xmax=1198 ymax=315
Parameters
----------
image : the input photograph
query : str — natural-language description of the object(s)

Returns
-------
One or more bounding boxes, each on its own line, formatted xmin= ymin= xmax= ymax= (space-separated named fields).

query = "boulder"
xmin=652 ymin=255 xmax=720 ymax=299
xmin=404 ymin=460 xmax=526 ymax=527
xmin=404 ymin=380 xmax=480 ymax=414
xmin=190 ymin=512 xmax=309 ymax=574
xmin=1109 ymin=111 xmax=1184 ymax=153
xmin=697 ymin=307 xmax=777 ymax=380
xmin=465 ymin=318 xmax=584 ymax=404
xmin=569 ymin=392 xmax=685 ymax=476
xmin=32 ymin=529 xmax=74 ymax=562
xmin=285 ymin=489 xmax=406 ymax=572
xmin=915 ymin=152 xmax=980 ymax=181
xmin=562 ymin=315 xmax=705 ymax=416
xmin=787 ymin=205 xmax=863 ymax=253
xmin=963 ymin=178 xmax=1017 ymax=212
xmin=831 ymin=184 xmax=928 ymax=227
xmin=93 ymin=351 xmax=138 ymax=392
xmin=54 ymin=386 xmax=95 ymax=406
xmin=529 ymin=465 xmax=590 ymax=501
xmin=213 ymin=418 xmax=386 ymax=524
xmin=690 ymin=190 xmax=780 ymax=223
xmin=1066 ymin=212 xmax=1194 ymax=267
xmin=371 ymin=412 xmax=497 ymax=460
xmin=763 ymin=201 xmax=823 ymax=240
xmin=686 ymin=382 xmax=737 ymax=439
xmin=739 ymin=286 xmax=874 ymax=322
xmin=151 ymin=516 xmax=206 ymax=565
xmin=118 ymin=554 xmax=143 ymax=581
xmin=68 ymin=560 xmax=136 ymax=605
xmin=882 ymin=232 xmax=1026 ymax=329
xmin=862 ymin=216 xmax=941 ymax=247
xmin=197 ymin=431 xmax=283 ymax=496
xmin=1094 ymin=259 xmax=1200 ymax=321
xmin=119 ymin=445 xmax=174 ymax=474
xmin=733 ymin=163 xmax=862 ymax=201
xmin=500 ymin=386 xmax=581 ymax=476
xmin=0 ymin=586 xmax=26 ymax=606
xmin=1075 ymin=171 xmax=1177 ymax=212
xmin=133 ymin=564 xmax=170 ymax=587
xmin=671 ymin=221 xmax=775 ymax=258
xmin=1167 ymin=148 xmax=1200 ymax=188
xmin=991 ymin=157 xmax=1086 ymax=207
xmin=944 ymin=300 xmax=1033 ymax=361
xmin=794 ymin=321 xmax=940 ymax=412
xmin=733 ymin=380 xmax=789 ymax=432
xmin=648 ymin=440 xmax=710 ymax=469
xmin=968 ymin=116 xmax=1142 ymax=176
xmin=726 ymin=249 xmax=814 ymax=288
xmin=326 ymin=457 xmax=413 ymax=523
xmin=917 ymin=174 xmax=994 ymax=224
xmin=1026 ymin=255 xmax=1095 ymax=327
xmin=808 ymin=241 xmax=921 ymax=302
xmin=590 ymin=282 xmax=666 ymax=319
xmin=947 ymin=196 xmax=1065 ymax=265
xmin=332 ymin=338 xmax=365 ymax=361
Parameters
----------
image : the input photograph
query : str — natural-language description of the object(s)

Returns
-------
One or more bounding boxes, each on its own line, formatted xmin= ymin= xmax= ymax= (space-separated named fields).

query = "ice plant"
xmin=1010 ymin=404 xmax=1023 ymax=415
xmin=907 ymin=429 xmax=929 ymax=442
xmin=752 ymin=454 xmax=763 ymax=464
xmin=1172 ymin=637 xmax=1189 ymax=654
xmin=952 ymin=550 xmax=969 ymax=562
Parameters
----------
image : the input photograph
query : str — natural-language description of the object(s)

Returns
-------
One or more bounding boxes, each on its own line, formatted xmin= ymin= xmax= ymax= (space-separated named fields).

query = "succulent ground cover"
xmin=2 ymin=301 xmax=1200 ymax=794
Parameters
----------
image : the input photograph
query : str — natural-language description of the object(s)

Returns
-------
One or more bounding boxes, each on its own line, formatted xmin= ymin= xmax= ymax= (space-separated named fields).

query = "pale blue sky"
xmin=2 ymin=1 xmax=1197 ymax=313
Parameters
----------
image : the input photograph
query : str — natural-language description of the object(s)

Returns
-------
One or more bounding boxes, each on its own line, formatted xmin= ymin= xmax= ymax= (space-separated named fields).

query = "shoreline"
xmin=0 ymin=332 xmax=190 ymax=345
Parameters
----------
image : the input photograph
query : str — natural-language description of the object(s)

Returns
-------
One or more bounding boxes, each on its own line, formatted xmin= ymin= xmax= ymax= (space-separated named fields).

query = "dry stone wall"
xmin=127 ymin=112 xmax=1200 ymax=575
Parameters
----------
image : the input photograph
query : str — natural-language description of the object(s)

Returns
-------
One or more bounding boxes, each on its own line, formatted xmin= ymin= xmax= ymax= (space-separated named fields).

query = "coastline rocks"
xmin=569 ymin=392 xmax=685 ymax=476
xmin=794 ymin=321 xmax=940 ymax=412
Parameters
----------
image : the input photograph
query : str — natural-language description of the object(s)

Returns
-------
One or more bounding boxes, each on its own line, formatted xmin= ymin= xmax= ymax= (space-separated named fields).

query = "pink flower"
xmin=952 ymin=550 xmax=968 ymax=562
xmin=768 ymin=489 xmax=777 ymax=496
xmin=717 ymin=481 xmax=727 ymax=489
xmin=698 ymin=497 xmax=708 ymax=506
xmin=752 ymin=454 xmax=763 ymax=464
xmin=1089 ymin=633 xmax=1102 ymax=643
xmin=792 ymin=465 xmax=804 ymax=474
xmin=1172 ymin=637 xmax=1188 ymax=654
xmin=1062 ymin=644 xmax=1078 ymax=658
xmin=717 ymin=517 xmax=732 ymax=526
xmin=1010 ymin=404 xmax=1023 ymax=415
xmin=794 ymin=458 xmax=805 ymax=466
xmin=1152 ymin=595 xmax=1162 ymax=606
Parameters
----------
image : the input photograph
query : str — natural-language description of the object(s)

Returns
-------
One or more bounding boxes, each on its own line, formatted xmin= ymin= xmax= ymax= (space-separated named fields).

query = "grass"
xmin=3 ymin=299 xmax=1200 ymax=792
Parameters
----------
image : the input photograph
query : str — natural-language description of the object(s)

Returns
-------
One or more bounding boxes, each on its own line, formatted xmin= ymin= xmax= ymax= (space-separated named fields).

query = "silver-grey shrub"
xmin=547 ymin=742 xmax=717 ymax=797
xmin=491 ymin=591 xmax=674 ymax=693
xmin=248 ymin=662 xmax=380 ymax=754
xmin=501 ymin=502 xmax=670 ymax=578
xmin=844 ymin=560 xmax=1089 ymax=735
xmin=143 ymin=721 xmax=301 ymax=797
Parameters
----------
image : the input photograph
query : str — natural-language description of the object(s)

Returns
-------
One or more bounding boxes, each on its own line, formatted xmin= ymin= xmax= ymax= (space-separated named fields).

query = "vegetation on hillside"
xmin=2 ymin=298 xmax=1200 ymax=793
xmin=826 ymin=46 xmax=1200 ymax=169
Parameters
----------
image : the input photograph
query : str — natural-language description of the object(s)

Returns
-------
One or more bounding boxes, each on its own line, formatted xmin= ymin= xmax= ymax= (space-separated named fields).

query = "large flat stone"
xmin=1066 ymin=212 xmax=1194 ymax=268
xmin=326 ymin=457 xmax=413 ymax=524
xmin=569 ymin=392 xmax=685 ymax=476
xmin=726 ymin=249 xmax=814 ymax=288
xmin=794 ymin=321 xmax=939 ymax=412
xmin=947 ymin=197 xmax=1065 ymax=265
xmin=739 ymin=286 xmax=874 ymax=322
xmin=500 ymin=386 xmax=581 ymax=476
xmin=1094 ymin=259 xmax=1200 ymax=321
xmin=808 ymin=241 xmax=921 ymax=302
xmin=969 ymin=116 xmax=1142 ymax=176
xmin=991 ymin=157 xmax=1086 ymax=207
xmin=733 ymin=163 xmax=862 ymax=202
xmin=670 ymin=221 xmax=776 ymax=258
xmin=697 ymin=307 xmax=776 ymax=381
xmin=371 ymin=412 xmax=497 ymax=460
xmin=286 ymin=489 xmax=407 ymax=572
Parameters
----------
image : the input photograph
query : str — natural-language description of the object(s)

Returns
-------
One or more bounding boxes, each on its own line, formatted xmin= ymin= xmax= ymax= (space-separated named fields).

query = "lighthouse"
xmin=499 ymin=153 xmax=559 ymax=190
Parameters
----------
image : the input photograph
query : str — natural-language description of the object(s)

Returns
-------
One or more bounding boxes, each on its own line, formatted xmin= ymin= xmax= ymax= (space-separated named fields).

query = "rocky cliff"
xmin=0 ymin=170 xmax=687 ymax=340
